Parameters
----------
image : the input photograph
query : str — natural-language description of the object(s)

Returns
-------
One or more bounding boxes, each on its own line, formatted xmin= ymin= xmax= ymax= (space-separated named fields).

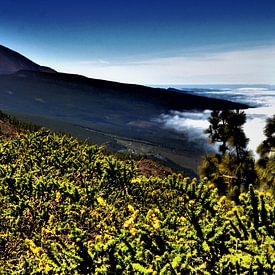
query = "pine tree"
xmin=257 ymin=115 xmax=275 ymax=167
xmin=205 ymin=110 xmax=229 ymax=154
xmin=205 ymin=110 xmax=248 ymax=158
xmin=200 ymin=109 xmax=257 ymax=196
xmin=256 ymin=115 xmax=275 ymax=193
xmin=226 ymin=110 xmax=248 ymax=161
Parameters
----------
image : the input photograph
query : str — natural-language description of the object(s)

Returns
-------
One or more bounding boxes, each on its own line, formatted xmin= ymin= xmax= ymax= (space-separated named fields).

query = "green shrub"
xmin=0 ymin=130 xmax=274 ymax=274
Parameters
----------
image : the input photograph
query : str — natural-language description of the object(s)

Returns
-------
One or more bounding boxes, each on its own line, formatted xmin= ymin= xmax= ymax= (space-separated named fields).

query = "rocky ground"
xmin=0 ymin=118 xmax=20 ymax=138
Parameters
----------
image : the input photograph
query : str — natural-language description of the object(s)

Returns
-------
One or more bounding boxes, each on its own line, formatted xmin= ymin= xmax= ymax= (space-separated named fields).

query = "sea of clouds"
xmin=155 ymin=86 xmax=275 ymax=157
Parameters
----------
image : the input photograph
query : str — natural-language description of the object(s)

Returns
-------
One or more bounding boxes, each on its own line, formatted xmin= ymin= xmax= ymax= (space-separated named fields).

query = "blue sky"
xmin=1 ymin=0 xmax=275 ymax=84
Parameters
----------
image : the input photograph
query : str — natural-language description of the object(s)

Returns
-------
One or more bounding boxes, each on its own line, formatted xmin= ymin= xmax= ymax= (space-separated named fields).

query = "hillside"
xmin=0 ymin=45 xmax=247 ymax=111
xmin=0 ymin=111 xmax=175 ymax=178
xmin=0 ymin=126 xmax=274 ymax=273
xmin=0 ymin=67 xmax=249 ymax=176
xmin=0 ymin=69 xmax=248 ymax=111
xmin=0 ymin=45 xmax=250 ymax=177
xmin=0 ymin=45 xmax=55 ymax=75
xmin=0 ymin=116 xmax=18 ymax=138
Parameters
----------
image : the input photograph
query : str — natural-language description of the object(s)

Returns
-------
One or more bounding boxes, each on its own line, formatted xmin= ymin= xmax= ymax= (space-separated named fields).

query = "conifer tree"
xmin=257 ymin=114 xmax=275 ymax=167
xmin=205 ymin=110 xmax=229 ymax=154
xmin=200 ymin=109 xmax=257 ymax=196
xmin=226 ymin=110 xmax=248 ymax=161
xmin=256 ymin=115 xmax=275 ymax=193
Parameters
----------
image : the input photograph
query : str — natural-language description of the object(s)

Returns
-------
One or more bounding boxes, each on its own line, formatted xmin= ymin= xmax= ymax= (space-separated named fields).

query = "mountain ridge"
xmin=10 ymin=69 xmax=249 ymax=111
xmin=0 ymin=44 xmax=56 ymax=74
xmin=0 ymin=44 xmax=249 ymax=110
xmin=0 ymin=45 xmax=250 ymax=175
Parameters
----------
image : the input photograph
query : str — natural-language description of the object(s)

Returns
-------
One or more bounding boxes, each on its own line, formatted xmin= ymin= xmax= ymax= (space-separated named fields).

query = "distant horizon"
xmin=1 ymin=1 xmax=275 ymax=85
xmin=4 ymin=43 xmax=275 ymax=86
xmin=2 ymin=42 xmax=275 ymax=87
xmin=150 ymin=84 xmax=275 ymax=88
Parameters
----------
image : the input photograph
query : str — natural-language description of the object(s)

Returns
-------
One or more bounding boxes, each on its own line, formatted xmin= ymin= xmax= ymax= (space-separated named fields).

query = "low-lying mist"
xmin=154 ymin=110 xmax=214 ymax=152
xmin=154 ymin=86 xmax=275 ymax=157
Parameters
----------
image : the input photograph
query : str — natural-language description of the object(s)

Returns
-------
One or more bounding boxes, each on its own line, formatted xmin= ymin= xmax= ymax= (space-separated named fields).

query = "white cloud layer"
xmin=154 ymin=87 xmax=275 ymax=157
xmin=56 ymin=46 xmax=275 ymax=84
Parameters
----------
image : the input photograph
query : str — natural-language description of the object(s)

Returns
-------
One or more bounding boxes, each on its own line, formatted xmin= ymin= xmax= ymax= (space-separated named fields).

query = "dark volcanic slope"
xmin=0 ymin=69 xmax=249 ymax=149
xmin=0 ymin=45 xmax=250 ymax=176
xmin=1 ymin=70 xmax=248 ymax=111
xmin=0 ymin=70 xmax=249 ymax=176
xmin=0 ymin=44 xmax=247 ymax=110
xmin=44 ymin=71 xmax=249 ymax=110
xmin=0 ymin=45 xmax=55 ymax=75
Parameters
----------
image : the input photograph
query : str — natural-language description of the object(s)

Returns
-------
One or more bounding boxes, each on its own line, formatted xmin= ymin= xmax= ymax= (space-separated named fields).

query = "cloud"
xmin=154 ymin=85 xmax=275 ymax=156
xmin=154 ymin=110 xmax=215 ymax=151
xmin=58 ymin=45 xmax=275 ymax=84
xmin=77 ymin=59 xmax=110 ymax=65
xmin=244 ymin=117 xmax=266 ymax=155
xmin=155 ymin=110 xmax=268 ymax=157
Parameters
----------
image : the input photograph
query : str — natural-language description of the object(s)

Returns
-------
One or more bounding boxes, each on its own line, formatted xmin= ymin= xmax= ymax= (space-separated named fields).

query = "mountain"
xmin=0 ymin=45 xmax=247 ymax=110
xmin=0 ymin=45 xmax=56 ymax=74
xmin=0 ymin=45 xmax=249 ymax=175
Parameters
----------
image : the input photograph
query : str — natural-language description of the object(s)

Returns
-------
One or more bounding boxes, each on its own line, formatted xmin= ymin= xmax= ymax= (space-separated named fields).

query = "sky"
xmin=1 ymin=0 xmax=275 ymax=84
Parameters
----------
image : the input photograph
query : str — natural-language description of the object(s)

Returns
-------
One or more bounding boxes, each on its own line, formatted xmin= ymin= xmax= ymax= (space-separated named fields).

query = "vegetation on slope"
xmin=0 ymin=111 xmax=40 ymax=138
xmin=0 ymin=128 xmax=274 ymax=274
xmin=199 ymin=110 xmax=257 ymax=201
xmin=256 ymin=115 xmax=275 ymax=195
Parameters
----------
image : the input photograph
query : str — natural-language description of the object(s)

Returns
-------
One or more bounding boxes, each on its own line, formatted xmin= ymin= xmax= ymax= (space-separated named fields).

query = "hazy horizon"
xmin=1 ymin=0 xmax=275 ymax=85
xmin=151 ymin=84 xmax=275 ymax=88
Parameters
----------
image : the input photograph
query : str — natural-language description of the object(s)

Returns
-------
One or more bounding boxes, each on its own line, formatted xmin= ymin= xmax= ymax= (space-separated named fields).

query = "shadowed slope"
xmin=0 ymin=45 xmax=55 ymax=75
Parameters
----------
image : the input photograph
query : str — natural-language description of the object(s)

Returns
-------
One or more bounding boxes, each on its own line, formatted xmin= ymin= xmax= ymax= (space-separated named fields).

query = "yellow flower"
xmin=131 ymin=177 xmax=141 ymax=184
xmin=48 ymin=214 xmax=55 ymax=225
xmin=152 ymin=219 xmax=160 ymax=230
xmin=128 ymin=204 xmax=135 ymax=213
xmin=202 ymin=241 xmax=210 ymax=252
xmin=55 ymin=191 xmax=61 ymax=202
xmin=130 ymin=227 xmax=138 ymax=236
xmin=44 ymin=264 xmax=52 ymax=274
xmin=25 ymin=239 xmax=43 ymax=255
xmin=31 ymin=246 xmax=43 ymax=255
xmin=97 ymin=197 xmax=106 ymax=206
xmin=219 ymin=196 xmax=227 ymax=204
xmin=208 ymin=183 xmax=215 ymax=189
xmin=178 ymin=216 xmax=187 ymax=224
xmin=239 ymin=193 xmax=246 ymax=201
xmin=123 ymin=217 xmax=134 ymax=228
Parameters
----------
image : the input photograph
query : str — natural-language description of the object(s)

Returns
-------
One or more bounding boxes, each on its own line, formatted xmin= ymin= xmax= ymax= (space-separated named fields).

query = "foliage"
xmin=205 ymin=110 xmax=248 ymax=159
xmin=257 ymin=115 xmax=275 ymax=164
xmin=257 ymin=155 xmax=275 ymax=197
xmin=256 ymin=115 xmax=275 ymax=193
xmin=201 ymin=110 xmax=257 ymax=197
xmin=1 ymin=130 xmax=274 ymax=274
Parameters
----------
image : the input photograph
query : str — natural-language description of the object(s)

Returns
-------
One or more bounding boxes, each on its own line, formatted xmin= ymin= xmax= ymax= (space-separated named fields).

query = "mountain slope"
xmin=0 ymin=45 xmax=250 ymax=175
xmin=0 ymin=45 xmax=248 ymax=111
xmin=0 ymin=45 xmax=55 ymax=74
